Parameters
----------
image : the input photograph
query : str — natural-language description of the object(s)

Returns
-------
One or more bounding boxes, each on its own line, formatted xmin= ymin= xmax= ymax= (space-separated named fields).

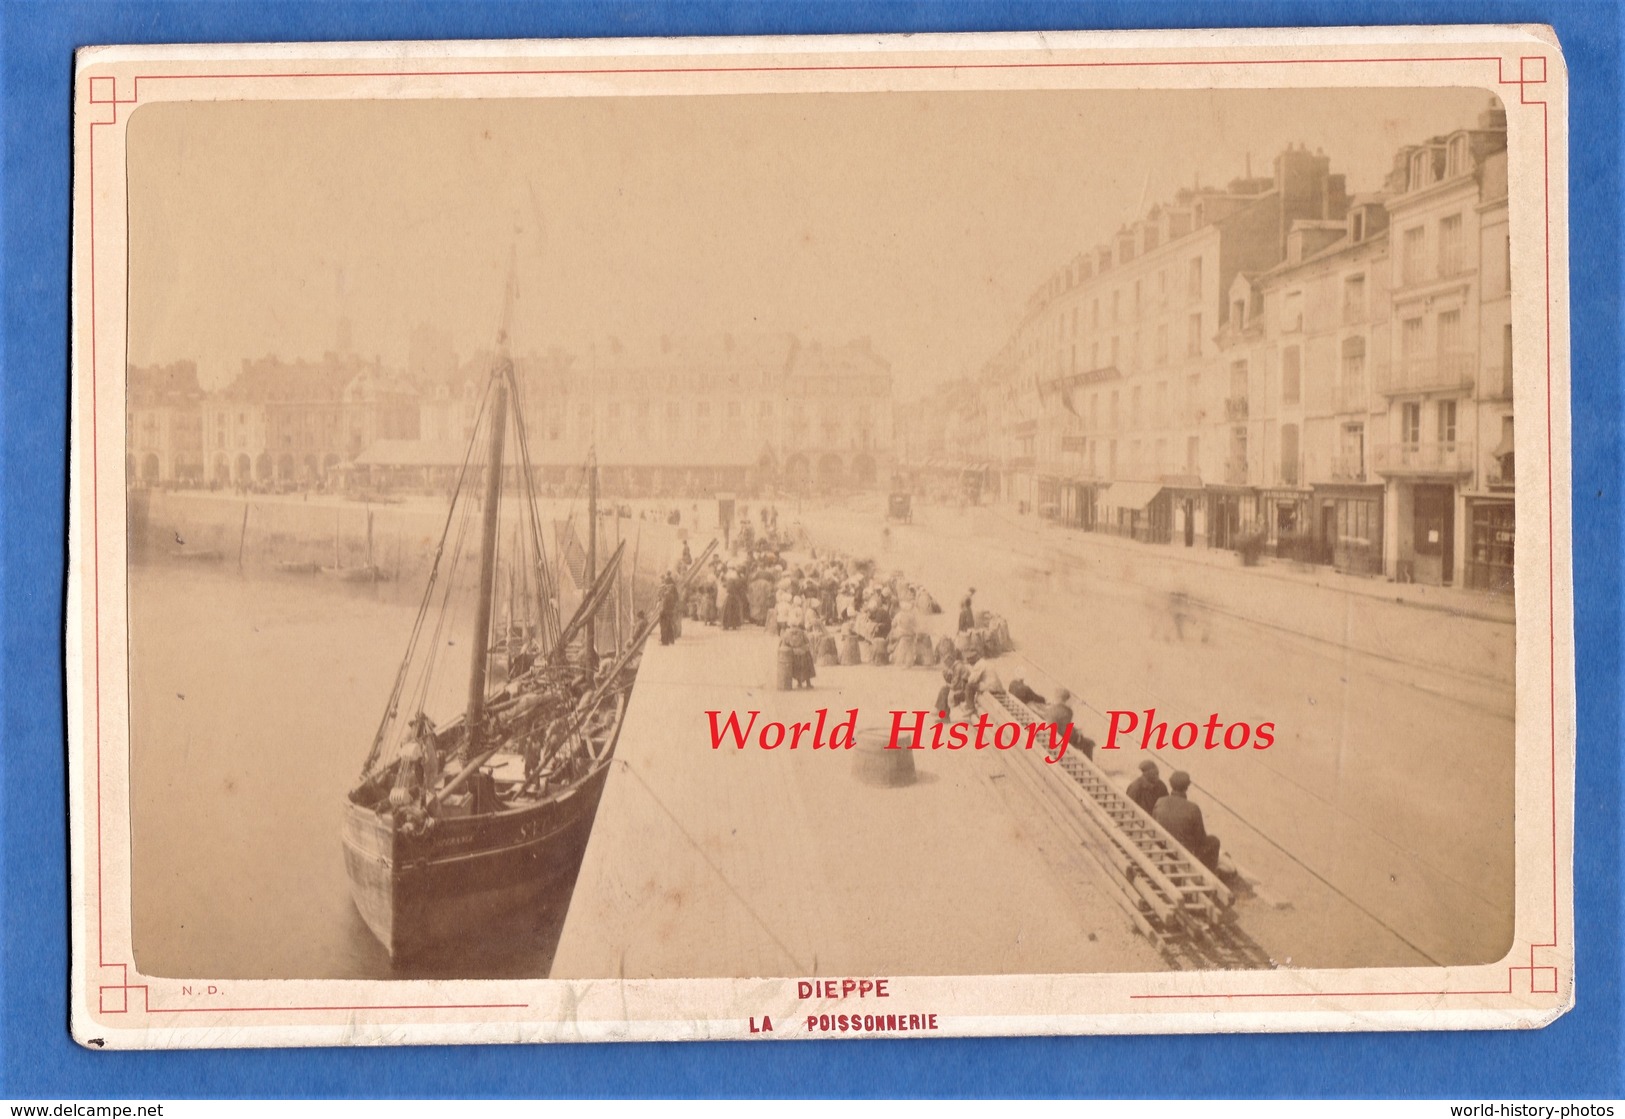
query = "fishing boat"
xmin=323 ymin=508 xmax=390 ymax=583
xmin=341 ymin=274 xmax=712 ymax=962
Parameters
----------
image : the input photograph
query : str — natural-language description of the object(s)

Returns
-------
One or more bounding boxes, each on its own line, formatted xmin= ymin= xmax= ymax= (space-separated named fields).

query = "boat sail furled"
xmin=341 ymin=271 xmax=713 ymax=962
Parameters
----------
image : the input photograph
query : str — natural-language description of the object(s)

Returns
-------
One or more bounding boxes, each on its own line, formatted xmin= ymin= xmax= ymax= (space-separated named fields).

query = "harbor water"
xmin=127 ymin=557 xmax=653 ymax=981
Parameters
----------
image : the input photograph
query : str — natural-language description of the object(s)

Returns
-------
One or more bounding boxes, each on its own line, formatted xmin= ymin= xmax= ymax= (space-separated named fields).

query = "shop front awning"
xmin=1099 ymin=479 xmax=1165 ymax=511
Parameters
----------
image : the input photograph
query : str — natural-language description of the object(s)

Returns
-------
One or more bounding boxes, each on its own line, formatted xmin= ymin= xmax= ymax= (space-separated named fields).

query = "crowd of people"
xmin=651 ymin=524 xmax=1023 ymax=691
xmin=650 ymin=520 xmax=1225 ymax=880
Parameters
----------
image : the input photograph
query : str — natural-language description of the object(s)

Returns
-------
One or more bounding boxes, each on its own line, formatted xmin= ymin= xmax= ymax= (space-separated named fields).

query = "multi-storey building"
xmin=894 ymin=376 xmax=991 ymax=498
xmin=502 ymin=333 xmax=893 ymax=496
xmin=126 ymin=361 xmax=205 ymax=485
xmin=1221 ymin=194 xmax=1393 ymax=573
xmin=186 ymin=332 xmax=889 ymax=498
xmin=930 ymin=105 xmax=1514 ymax=595
xmin=203 ymin=350 xmax=419 ymax=486
xmin=998 ymin=145 xmax=1349 ymax=545
xmin=1376 ymin=108 xmax=1510 ymax=587
xmin=1468 ymin=145 xmax=1514 ymax=592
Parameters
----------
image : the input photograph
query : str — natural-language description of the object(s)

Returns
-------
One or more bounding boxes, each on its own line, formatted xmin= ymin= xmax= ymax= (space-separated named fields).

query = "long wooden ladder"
xmin=986 ymin=688 xmax=1234 ymax=948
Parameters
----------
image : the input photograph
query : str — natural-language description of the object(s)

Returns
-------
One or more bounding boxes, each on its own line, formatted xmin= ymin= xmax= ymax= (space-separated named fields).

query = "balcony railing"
xmin=1371 ymin=441 xmax=1471 ymax=475
xmin=1328 ymin=454 xmax=1367 ymax=483
xmin=1380 ymin=351 xmax=1476 ymax=394
xmin=1224 ymin=396 xmax=1250 ymax=421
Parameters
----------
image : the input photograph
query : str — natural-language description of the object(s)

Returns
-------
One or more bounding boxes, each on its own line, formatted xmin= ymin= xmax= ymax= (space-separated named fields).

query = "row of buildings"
xmin=900 ymin=101 xmax=1514 ymax=593
xmin=126 ymin=333 xmax=894 ymax=498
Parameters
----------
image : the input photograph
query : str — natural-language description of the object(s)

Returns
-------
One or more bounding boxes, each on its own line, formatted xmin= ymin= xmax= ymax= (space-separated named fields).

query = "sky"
xmin=125 ymin=86 xmax=1496 ymax=394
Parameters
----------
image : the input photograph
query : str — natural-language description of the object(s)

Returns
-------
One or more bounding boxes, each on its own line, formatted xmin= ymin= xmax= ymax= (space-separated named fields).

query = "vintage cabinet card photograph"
xmin=67 ymin=24 xmax=1574 ymax=1049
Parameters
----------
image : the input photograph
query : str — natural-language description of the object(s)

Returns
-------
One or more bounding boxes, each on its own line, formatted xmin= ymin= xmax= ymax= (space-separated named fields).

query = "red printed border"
xmin=82 ymin=48 xmax=1563 ymax=1025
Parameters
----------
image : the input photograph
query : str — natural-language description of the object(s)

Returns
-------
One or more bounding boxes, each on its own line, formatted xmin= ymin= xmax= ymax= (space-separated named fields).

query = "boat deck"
xmin=550 ymin=621 xmax=1162 ymax=979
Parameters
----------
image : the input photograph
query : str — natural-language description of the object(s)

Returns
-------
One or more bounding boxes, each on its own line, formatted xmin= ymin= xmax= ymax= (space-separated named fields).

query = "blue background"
xmin=3 ymin=0 xmax=1619 ymax=1099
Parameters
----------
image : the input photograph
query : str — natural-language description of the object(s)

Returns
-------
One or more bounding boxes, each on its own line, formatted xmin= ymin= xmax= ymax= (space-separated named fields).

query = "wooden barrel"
xmin=851 ymin=727 xmax=916 ymax=787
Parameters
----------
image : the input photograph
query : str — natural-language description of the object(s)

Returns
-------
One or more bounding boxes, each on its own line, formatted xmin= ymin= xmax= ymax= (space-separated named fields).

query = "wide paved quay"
xmin=550 ymin=619 xmax=1163 ymax=980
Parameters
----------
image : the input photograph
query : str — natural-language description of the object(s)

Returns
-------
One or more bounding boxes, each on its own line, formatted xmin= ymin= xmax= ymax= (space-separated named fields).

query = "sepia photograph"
xmin=69 ymin=27 xmax=1574 ymax=1047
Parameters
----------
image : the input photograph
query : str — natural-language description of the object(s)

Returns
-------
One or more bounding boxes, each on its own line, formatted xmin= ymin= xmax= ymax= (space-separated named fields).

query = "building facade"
xmin=1228 ymin=193 xmax=1394 ymax=574
xmin=914 ymin=104 xmax=1514 ymax=594
xmin=127 ymin=361 xmax=205 ymax=485
xmin=509 ymin=334 xmax=894 ymax=496
xmin=135 ymin=332 xmax=896 ymax=498
xmin=200 ymin=352 xmax=414 ymax=486
xmin=1376 ymin=110 xmax=1511 ymax=588
xmin=977 ymin=145 xmax=1352 ymax=546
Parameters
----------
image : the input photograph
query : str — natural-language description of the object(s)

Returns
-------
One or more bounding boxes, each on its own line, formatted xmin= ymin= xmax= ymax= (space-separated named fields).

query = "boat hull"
xmin=341 ymin=759 xmax=613 ymax=963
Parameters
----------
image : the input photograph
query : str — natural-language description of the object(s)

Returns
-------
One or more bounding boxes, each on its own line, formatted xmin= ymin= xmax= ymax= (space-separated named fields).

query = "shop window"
xmin=1467 ymin=500 xmax=1515 ymax=593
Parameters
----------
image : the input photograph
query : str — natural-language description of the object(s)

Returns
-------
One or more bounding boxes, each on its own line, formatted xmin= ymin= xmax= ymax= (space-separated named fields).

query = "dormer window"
xmin=1446 ymin=135 xmax=1469 ymax=178
xmin=1409 ymin=150 xmax=1430 ymax=191
xmin=1350 ymin=210 xmax=1366 ymax=242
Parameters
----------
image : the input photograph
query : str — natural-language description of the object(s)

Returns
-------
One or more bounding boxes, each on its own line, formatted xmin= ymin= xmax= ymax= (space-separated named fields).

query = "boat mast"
xmin=465 ymin=366 xmax=509 ymax=751
xmin=584 ymin=447 xmax=599 ymax=671
xmin=466 ymin=259 xmax=519 ymax=752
